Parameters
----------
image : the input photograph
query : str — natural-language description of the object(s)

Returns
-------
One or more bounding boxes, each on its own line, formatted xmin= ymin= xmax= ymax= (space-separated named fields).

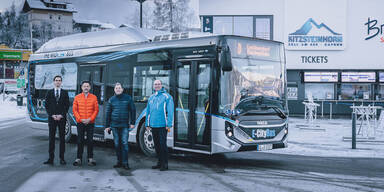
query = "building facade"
xmin=22 ymin=0 xmax=76 ymax=50
xmin=199 ymin=0 xmax=384 ymax=116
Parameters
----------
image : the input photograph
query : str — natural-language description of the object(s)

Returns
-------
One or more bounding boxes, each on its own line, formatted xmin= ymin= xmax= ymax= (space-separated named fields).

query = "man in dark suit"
xmin=43 ymin=75 xmax=70 ymax=165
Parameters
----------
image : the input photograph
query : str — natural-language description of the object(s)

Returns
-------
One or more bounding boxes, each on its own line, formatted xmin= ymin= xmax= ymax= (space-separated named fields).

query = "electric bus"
xmin=27 ymin=27 xmax=288 ymax=156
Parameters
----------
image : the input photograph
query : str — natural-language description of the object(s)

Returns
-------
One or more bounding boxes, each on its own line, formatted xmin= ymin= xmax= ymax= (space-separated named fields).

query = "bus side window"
xmin=133 ymin=65 xmax=170 ymax=103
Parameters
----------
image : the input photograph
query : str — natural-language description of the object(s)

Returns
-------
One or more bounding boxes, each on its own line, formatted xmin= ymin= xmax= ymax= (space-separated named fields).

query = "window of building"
xmin=208 ymin=15 xmax=273 ymax=40
xmin=213 ymin=16 xmax=233 ymax=35
xmin=255 ymin=17 xmax=272 ymax=40
xmin=234 ymin=16 xmax=253 ymax=37
xmin=305 ymin=83 xmax=334 ymax=100
xmin=340 ymin=84 xmax=371 ymax=100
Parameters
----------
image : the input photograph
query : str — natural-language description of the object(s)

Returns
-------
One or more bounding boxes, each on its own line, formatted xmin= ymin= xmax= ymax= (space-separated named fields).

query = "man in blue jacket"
xmin=105 ymin=83 xmax=136 ymax=170
xmin=146 ymin=80 xmax=174 ymax=171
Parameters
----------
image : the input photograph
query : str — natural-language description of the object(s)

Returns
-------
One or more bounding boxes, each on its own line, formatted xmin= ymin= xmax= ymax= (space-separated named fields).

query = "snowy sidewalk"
xmin=0 ymin=94 xmax=27 ymax=126
xmin=266 ymin=117 xmax=384 ymax=158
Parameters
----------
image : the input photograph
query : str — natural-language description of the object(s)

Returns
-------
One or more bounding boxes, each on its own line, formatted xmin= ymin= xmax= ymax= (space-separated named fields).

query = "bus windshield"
xmin=219 ymin=37 xmax=285 ymax=115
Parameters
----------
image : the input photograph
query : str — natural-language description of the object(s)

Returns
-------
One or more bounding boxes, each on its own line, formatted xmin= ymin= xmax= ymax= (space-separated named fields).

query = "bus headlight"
xmin=225 ymin=122 xmax=234 ymax=137
xmin=284 ymin=124 xmax=288 ymax=134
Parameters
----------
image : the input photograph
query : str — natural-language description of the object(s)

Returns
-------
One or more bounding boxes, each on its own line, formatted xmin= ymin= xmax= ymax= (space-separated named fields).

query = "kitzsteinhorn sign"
xmin=285 ymin=0 xmax=347 ymax=50
xmin=0 ymin=51 xmax=22 ymax=60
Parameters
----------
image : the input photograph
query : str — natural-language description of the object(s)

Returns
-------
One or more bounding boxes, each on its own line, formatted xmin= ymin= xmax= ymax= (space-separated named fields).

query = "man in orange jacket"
xmin=72 ymin=81 xmax=99 ymax=166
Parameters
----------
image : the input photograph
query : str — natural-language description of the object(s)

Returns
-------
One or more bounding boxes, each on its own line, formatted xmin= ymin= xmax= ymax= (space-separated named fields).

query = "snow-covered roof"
xmin=23 ymin=0 xmax=76 ymax=13
xmin=100 ymin=23 xmax=116 ymax=29
xmin=36 ymin=27 xmax=154 ymax=53
xmin=73 ymin=19 xmax=116 ymax=29
xmin=73 ymin=19 xmax=102 ymax=25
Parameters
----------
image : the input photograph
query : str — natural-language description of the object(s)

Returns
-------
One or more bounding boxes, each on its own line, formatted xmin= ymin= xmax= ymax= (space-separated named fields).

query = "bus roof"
xmin=31 ymin=28 xmax=283 ymax=62
xmin=36 ymin=27 xmax=214 ymax=54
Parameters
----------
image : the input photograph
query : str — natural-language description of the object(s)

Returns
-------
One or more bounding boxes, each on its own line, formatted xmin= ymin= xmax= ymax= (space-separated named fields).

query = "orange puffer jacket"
xmin=73 ymin=93 xmax=99 ymax=123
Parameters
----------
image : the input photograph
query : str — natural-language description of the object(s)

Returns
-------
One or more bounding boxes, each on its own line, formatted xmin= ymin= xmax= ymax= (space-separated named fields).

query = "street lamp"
xmin=135 ymin=0 xmax=147 ymax=28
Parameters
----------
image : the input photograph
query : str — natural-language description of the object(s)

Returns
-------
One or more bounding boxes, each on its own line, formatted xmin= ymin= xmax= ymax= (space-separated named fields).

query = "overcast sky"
xmin=0 ymin=0 xmax=200 ymax=27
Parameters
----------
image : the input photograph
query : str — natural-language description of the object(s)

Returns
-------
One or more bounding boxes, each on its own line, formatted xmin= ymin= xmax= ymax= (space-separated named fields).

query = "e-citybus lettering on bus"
xmin=27 ymin=27 xmax=288 ymax=156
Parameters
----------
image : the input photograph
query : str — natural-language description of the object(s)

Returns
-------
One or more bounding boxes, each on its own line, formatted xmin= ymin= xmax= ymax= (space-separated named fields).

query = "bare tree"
xmin=151 ymin=0 xmax=194 ymax=32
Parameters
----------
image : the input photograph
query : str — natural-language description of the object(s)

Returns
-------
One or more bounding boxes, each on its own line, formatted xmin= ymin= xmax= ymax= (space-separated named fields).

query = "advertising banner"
xmin=34 ymin=63 xmax=78 ymax=90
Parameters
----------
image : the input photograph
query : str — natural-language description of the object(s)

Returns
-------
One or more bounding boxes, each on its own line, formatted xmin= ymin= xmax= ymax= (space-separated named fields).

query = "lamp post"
xmin=135 ymin=0 xmax=146 ymax=28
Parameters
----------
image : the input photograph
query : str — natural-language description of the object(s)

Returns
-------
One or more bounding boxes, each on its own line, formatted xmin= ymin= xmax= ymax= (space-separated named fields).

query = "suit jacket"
xmin=44 ymin=88 xmax=70 ymax=121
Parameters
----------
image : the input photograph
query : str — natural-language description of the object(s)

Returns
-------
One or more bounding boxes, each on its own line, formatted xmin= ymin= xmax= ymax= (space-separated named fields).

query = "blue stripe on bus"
xmin=175 ymin=108 xmax=238 ymax=126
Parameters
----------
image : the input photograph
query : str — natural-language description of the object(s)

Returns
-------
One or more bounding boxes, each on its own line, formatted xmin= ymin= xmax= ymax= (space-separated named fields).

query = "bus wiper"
xmin=259 ymin=104 xmax=287 ymax=119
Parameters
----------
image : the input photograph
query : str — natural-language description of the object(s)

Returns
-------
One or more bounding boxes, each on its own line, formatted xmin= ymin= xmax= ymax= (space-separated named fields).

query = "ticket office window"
xmin=377 ymin=84 xmax=384 ymax=100
xmin=305 ymin=83 xmax=334 ymax=100
xmin=340 ymin=84 xmax=372 ymax=100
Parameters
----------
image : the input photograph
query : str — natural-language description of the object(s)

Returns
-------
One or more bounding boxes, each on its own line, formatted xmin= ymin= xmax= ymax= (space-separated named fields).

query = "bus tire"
xmin=139 ymin=123 xmax=156 ymax=157
xmin=64 ymin=116 xmax=72 ymax=143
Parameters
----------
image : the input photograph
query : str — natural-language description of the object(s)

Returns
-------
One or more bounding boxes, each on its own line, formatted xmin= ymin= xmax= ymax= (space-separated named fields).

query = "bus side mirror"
xmin=219 ymin=46 xmax=232 ymax=71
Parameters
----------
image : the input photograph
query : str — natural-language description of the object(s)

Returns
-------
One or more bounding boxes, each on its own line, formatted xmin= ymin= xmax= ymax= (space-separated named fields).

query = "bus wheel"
xmin=64 ymin=118 xmax=72 ymax=143
xmin=139 ymin=123 xmax=156 ymax=157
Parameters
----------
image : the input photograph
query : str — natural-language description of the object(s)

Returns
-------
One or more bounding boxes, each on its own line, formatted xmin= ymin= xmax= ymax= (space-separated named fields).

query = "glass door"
xmin=174 ymin=60 xmax=211 ymax=150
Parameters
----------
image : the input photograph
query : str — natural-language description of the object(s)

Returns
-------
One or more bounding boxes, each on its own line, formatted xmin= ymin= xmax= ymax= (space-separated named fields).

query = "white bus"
xmin=27 ymin=27 xmax=288 ymax=156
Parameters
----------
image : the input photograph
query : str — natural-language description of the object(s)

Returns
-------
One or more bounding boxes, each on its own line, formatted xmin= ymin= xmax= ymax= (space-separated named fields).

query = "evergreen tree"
xmin=0 ymin=3 xmax=30 ymax=49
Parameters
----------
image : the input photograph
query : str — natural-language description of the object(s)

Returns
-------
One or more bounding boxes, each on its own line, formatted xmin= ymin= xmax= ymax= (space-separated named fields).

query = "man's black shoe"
xmin=43 ymin=159 xmax=53 ymax=165
xmin=160 ymin=165 xmax=168 ymax=171
xmin=113 ymin=163 xmax=122 ymax=168
xmin=151 ymin=164 xmax=161 ymax=169
xmin=60 ymin=159 xmax=66 ymax=165
xmin=123 ymin=164 xmax=130 ymax=170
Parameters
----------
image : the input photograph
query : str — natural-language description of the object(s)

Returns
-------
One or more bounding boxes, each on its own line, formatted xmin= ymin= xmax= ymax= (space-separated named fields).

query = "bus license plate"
xmin=257 ymin=144 xmax=273 ymax=151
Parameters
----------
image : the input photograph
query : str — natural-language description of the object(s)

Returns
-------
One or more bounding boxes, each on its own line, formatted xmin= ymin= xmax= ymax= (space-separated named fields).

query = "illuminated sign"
xmin=228 ymin=38 xmax=280 ymax=61
xmin=0 ymin=51 xmax=22 ymax=60
xmin=234 ymin=42 xmax=273 ymax=58
xmin=341 ymin=72 xmax=376 ymax=82
xmin=304 ymin=72 xmax=338 ymax=82
xmin=246 ymin=44 xmax=271 ymax=57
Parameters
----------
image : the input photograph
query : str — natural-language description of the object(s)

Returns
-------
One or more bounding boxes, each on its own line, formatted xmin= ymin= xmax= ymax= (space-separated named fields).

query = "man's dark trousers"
xmin=151 ymin=127 xmax=168 ymax=167
xmin=48 ymin=119 xmax=66 ymax=160
xmin=76 ymin=123 xmax=94 ymax=159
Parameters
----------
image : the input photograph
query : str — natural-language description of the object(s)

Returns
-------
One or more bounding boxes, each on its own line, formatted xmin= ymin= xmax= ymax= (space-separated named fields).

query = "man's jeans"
xmin=111 ymin=127 xmax=129 ymax=165
xmin=76 ymin=123 xmax=94 ymax=159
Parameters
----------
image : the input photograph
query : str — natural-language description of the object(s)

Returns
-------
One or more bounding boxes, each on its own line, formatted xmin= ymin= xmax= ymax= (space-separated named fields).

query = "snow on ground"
xmin=265 ymin=117 xmax=384 ymax=158
xmin=0 ymin=94 xmax=383 ymax=159
xmin=0 ymin=94 xmax=27 ymax=123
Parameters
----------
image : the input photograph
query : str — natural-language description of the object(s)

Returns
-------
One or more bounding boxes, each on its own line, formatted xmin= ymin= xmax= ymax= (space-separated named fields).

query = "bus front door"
xmin=78 ymin=65 xmax=106 ymax=135
xmin=174 ymin=59 xmax=212 ymax=152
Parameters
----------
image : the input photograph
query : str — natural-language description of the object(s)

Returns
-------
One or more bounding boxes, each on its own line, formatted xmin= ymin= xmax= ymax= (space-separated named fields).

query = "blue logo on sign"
xmin=290 ymin=18 xmax=341 ymax=36
xmin=288 ymin=18 xmax=343 ymax=48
